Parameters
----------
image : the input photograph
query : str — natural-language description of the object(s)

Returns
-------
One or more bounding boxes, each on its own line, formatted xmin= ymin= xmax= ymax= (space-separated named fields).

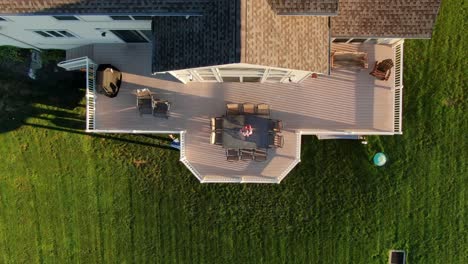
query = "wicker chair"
xmin=274 ymin=134 xmax=284 ymax=148
xmin=152 ymin=98 xmax=170 ymax=119
xmin=269 ymin=119 xmax=283 ymax=133
xmin=211 ymin=117 xmax=223 ymax=131
xmin=370 ymin=59 xmax=394 ymax=81
xmin=210 ymin=131 xmax=223 ymax=145
xmin=269 ymin=134 xmax=284 ymax=148
xmin=254 ymin=148 xmax=268 ymax=162
xmin=226 ymin=103 xmax=241 ymax=116
xmin=240 ymin=149 xmax=254 ymax=161
xmin=136 ymin=89 xmax=153 ymax=115
xmin=242 ymin=103 xmax=255 ymax=115
xmin=256 ymin=103 xmax=270 ymax=116
xmin=226 ymin=149 xmax=239 ymax=161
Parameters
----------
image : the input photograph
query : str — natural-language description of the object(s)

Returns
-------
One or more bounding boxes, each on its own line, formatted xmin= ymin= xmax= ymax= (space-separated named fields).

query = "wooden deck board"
xmin=70 ymin=43 xmax=396 ymax=182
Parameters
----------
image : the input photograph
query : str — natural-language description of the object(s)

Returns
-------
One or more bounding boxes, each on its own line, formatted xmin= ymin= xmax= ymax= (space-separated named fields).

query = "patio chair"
xmin=256 ymin=103 xmax=270 ymax=116
xmin=242 ymin=103 xmax=255 ymax=115
xmin=269 ymin=119 xmax=283 ymax=133
xmin=240 ymin=149 xmax=254 ymax=161
xmin=152 ymin=99 xmax=171 ymax=119
xmin=370 ymin=59 xmax=394 ymax=81
xmin=226 ymin=149 xmax=239 ymax=162
xmin=271 ymin=134 xmax=284 ymax=148
xmin=211 ymin=117 xmax=223 ymax=131
xmin=226 ymin=103 xmax=241 ymax=116
xmin=254 ymin=148 xmax=268 ymax=162
xmin=330 ymin=51 xmax=368 ymax=69
xmin=268 ymin=133 xmax=275 ymax=148
xmin=210 ymin=131 xmax=223 ymax=145
xmin=136 ymin=88 xmax=153 ymax=115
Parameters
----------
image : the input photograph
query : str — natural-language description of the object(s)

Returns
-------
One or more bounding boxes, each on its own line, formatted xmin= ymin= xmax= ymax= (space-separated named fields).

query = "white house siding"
xmin=0 ymin=15 xmax=151 ymax=50
xmin=0 ymin=33 xmax=37 ymax=49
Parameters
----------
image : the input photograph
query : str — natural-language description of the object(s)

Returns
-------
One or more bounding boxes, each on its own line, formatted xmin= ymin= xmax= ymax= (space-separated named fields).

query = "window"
xmin=34 ymin=31 xmax=52 ymax=37
xmin=46 ymin=31 xmax=64 ymax=37
xmin=332 ymin=38 xmax=349 ymax=43
xmin=110 ymin=15 xmax=152 ymax=21
xmin=139 ymin=30 xmax=152 ymax=41
xmin=222 ymin=77 xmax=240 ymax=82
xmin=53 ymin=16 xmax=79 ymax=21
xmin=110 ymin=30 xmax=148 ymax=43
xmin=242 ymin=77 xmax=261 ymax=82
xmin=33 ymin=30 xmax=77 ymax=38
xmin=110 ymin=15 xmax=132 ymax=20
xmin=58 ymin=31 xmax=75 ymax=37
xmin=132 ymin=16 xmax=152 ymax=20
xmin=350 ymin=38 xmax=367 ymax=43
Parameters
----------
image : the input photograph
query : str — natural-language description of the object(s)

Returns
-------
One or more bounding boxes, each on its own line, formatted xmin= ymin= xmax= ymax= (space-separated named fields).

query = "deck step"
xmin=316 ymin=135 xmax=363 ymax=140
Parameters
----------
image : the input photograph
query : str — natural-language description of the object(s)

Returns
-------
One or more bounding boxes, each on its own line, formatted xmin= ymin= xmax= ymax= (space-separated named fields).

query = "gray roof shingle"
xmin=152 ymin=0 xmax=241 ymax=72
xmin=331 ymin=0 xmax=442 ymax=38
xmin=241 ymin=0 xmax=329 ymax=72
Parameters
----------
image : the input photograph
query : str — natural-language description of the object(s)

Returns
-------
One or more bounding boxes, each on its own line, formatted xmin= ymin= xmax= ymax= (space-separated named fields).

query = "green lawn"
xmin=0 ymin=1 xmax=466 ymax=263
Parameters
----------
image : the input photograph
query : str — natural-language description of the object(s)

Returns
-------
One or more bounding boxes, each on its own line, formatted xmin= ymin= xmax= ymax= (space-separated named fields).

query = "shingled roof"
xmin=0 ymin=0 xmax=208 ymax=15
xmin=331 ymin=0 xmax=442 ymax=38
xmin=153 ymin=0 xmax=329 ymax=73
xmin=0 ymin=0 xmax=441 ymax=71
xmin=152 ymin=1 xmax=241 ymax=72
xmin=268 ymin=0 xmax=339 ymax=15
xmin=240 ymin=0 xmax=329 ymax=72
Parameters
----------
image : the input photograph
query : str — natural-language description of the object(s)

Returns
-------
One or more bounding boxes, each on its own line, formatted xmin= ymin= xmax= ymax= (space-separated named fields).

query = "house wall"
xmin=167 ymin=63 xmax=312 ymax=84
xmin=0 ymin=15 xmax=153 ymax=50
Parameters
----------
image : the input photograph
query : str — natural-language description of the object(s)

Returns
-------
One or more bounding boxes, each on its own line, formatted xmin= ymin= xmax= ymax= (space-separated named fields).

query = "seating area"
xmin=136 ymin=88 xmax=171 ymax=118
xmin=210 ymin=103 xmax=284 ymax=162
xmin=83 ymin=42 xmax=398 ymax=182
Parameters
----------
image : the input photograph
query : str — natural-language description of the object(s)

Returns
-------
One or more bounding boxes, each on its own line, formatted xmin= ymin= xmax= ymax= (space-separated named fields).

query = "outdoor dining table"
xmin=222 ymin=115 xmax=270 ymax=149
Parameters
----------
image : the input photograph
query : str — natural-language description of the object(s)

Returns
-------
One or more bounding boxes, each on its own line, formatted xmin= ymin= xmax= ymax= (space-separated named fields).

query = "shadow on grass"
xmin=23 ymin=122 xmax=177 ymax=151
xmin=0 ymin=49 xmax=86 ymax=133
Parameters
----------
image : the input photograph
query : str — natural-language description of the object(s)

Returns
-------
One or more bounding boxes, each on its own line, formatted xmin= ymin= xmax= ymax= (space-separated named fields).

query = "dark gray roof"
xmin=0 ymin=0 xmax=208 ymax=15
xmin=152 ymin=0 xmax=241 ymax=72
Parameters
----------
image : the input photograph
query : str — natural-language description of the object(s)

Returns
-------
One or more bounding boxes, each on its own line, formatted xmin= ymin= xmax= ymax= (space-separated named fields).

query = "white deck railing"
xmin=394 ymin=41 xmax=403 ymax=88
xmin=179 ymin=131 xmax=204 ymax=182
xmin=277 ymin=132 xmax=302 ymax=183
xmin=86 ymin=60 xmax=97 ymax=131
xmin=393 ymin=87 xmax=403 ymax=134
xmin=58 ymin=57 xmax=97 ymax=132
xmin=393 ymin=41 xmax=404 ymax=134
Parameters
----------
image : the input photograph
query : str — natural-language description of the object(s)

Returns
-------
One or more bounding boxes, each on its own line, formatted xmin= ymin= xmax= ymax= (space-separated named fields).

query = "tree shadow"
xmin=0 ymin=49 xmax=85 ymax=133
xmin=23 ymin=122 xmax=177 ymax=151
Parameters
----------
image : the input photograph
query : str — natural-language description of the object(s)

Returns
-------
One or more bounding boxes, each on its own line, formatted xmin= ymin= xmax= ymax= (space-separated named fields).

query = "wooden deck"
xmin=67 ymin=43 xmax=397 ymax=183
